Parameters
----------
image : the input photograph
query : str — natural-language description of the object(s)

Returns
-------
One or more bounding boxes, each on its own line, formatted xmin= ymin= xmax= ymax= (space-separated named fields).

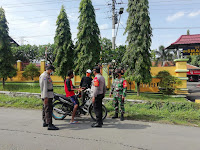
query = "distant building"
xmin=9 ymin=36 xmax=19 ymax=47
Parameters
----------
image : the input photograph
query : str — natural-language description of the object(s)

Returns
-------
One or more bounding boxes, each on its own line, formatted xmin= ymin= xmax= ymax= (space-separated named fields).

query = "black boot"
xmin=120 ymin=114 xmax=124 ymax=121
xmin=43 ymin=122 xmax=48 ymax=127
xmin=48 ymin=124 xmax=59 ymax=130
xmin=112 ymin=113 xmax=118 ymax=119
xmin=91 ymin=123 xmax=102 ymax=128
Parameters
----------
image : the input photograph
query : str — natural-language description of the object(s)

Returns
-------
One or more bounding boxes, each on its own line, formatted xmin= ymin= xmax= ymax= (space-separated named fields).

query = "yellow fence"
xmin=5 ymin=59 xmax=189 ymax=95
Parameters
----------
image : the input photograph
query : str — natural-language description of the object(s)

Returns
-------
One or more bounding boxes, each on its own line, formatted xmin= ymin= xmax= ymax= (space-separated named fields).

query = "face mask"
xmin=121 ymin=72 xmax=124 ymax=75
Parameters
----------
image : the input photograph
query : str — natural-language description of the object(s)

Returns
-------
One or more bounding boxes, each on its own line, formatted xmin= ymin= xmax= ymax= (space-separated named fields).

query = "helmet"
xmin=86 ymin=69 xmax=92 ymax=74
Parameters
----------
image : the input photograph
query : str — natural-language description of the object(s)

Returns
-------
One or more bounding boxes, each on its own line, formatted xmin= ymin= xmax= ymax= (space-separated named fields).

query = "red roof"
xmin=187 ymin=64 xmax=200 ymax=70
xmin=166 ymin=34 xmax=200 ymax=49
xmin=172 ymin=34 xmax=200 ymax=45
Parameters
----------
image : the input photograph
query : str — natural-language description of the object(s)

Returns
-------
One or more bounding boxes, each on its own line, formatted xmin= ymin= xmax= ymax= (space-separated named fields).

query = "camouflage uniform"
xmin=110 ymin=78 xmax=127 ymax=114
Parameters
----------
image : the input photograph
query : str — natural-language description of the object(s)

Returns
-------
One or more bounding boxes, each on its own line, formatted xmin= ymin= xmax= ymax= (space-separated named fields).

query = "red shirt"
xmin=64 ymin=78 xmax=75 ymax=97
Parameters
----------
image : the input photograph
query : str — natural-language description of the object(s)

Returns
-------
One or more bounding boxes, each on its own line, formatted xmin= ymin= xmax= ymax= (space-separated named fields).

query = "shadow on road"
xmin=55 ymin=117 xmax=151 ymax=130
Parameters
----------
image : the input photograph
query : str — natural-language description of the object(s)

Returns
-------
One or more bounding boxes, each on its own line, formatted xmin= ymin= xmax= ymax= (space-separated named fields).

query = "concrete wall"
xmin=4 ymin=59 xmax=189 ymax=94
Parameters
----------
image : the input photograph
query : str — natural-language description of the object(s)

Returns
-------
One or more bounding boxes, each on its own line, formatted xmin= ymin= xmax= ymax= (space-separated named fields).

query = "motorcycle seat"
xmin=54 ymin=93 xmax=71 ymax=101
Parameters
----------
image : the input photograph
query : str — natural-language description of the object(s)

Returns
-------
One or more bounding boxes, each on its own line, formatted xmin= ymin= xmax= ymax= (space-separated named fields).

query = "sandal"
xmin=70 ymin=121 xmax=79 ymax=124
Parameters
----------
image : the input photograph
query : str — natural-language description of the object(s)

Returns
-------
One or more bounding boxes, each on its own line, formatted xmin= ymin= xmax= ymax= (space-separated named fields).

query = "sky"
xmin=1 ymin=0 xmax=200 ymax=50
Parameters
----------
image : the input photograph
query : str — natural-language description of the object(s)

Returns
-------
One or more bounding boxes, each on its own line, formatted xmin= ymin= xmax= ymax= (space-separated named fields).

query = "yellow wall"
xmin=4 ymin=59 xmax=189 ymax=94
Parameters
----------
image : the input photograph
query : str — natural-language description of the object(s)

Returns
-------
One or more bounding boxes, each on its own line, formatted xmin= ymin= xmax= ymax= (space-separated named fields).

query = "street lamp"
xmin=115 ymin=7 xmax=124 ymax=41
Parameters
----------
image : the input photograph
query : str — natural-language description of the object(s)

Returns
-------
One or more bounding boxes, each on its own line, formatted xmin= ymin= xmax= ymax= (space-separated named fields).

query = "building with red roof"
xmin=166 ymin=34 xmax=200 ymax=49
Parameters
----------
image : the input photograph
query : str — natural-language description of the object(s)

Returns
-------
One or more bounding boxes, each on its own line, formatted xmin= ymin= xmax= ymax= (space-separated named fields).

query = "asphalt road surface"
xmin=187 ymin=82 xmax=200 ymax=101
xmin=0 ymin=108 xmax=200 ymax=150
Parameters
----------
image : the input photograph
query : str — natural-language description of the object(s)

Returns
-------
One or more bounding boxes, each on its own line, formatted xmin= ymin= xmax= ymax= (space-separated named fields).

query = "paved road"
xmin=187 ymin=82 xmax=200 ymax=101
xmin=0 ymin=108 xmax=200 ymax=150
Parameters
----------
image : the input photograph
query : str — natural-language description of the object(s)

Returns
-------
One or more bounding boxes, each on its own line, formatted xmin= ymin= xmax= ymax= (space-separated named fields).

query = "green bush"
xmin=156 ymin=70 xmax=182 ymax=95
xmin=22 ymin=63 xmax=40 ymax=80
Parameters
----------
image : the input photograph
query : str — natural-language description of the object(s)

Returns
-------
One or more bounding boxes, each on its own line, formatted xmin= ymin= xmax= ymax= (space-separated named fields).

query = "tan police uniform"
xmin=39 ymin=71 xmax=54 ymax=125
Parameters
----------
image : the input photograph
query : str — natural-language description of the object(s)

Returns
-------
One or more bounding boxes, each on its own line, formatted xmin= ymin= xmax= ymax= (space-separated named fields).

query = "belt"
xmin=48 ymin=89 xmax=53 ymax=92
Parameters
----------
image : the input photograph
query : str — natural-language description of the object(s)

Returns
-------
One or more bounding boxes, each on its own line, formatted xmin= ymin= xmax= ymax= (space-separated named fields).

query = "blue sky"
xmin=1 ymin=0 xmax=200 ymax=50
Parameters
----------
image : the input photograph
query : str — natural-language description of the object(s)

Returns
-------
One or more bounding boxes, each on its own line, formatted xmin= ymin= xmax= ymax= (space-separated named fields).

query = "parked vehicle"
xmin=52 ymin=88 xmax=107 ymax=121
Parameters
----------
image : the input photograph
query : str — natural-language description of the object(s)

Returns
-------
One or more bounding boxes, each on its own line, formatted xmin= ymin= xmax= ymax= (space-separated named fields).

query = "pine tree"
xmin=54 ymin=5 xmax=74 ymax=80
xmin=75 ymin=0 xmax=101 ymax=76
xmin=0 ymin=7 xmax=17 ymax=88
xmin=122 ymin=0 xmax=152 ymax=96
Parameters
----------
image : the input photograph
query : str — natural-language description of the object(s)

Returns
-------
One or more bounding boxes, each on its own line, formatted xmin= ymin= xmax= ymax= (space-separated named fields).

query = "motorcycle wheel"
xmin=89 ymin=104 xmax=107 ymax=121
xmin=52 ymin=102 xmax=67 ymax=120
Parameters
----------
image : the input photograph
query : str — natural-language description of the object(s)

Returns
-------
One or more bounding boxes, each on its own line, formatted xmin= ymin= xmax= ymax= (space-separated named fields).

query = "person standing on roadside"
xmin=91 ymin=66 xmax=106 ymax=128
xmin=80 ymin=69 xmax=93 ymax=104
xmin=109 ymin=69 xmax=127 ymax=121
xmin=39 ymin=65 xmax=59 ymax=130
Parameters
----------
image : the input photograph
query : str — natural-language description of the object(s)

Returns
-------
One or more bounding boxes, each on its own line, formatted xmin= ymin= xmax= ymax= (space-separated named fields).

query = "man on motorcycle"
xmin=65 ymin=70 xmax=83 ymax=124
xmin=80 ymin=69 xmax=93 ymax=104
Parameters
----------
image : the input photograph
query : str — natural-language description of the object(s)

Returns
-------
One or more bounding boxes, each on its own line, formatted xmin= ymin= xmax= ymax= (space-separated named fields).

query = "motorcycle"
xmin=52 ymin=88 xmax=107 ymax=121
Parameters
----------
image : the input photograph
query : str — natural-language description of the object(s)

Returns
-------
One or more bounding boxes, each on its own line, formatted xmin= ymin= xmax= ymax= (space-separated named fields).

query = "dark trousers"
xmin=94 ymin=94 xmax=104 ymax=124
xmin=81 ymin=90 xmax=86 ymax=104
xmin=42 ymin=98 xmax=53 ymax=125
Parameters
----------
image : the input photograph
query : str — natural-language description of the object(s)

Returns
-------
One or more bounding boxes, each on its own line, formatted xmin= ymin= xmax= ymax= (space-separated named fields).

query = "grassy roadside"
xmin=0 ymin=94 xmax=199 ymax=127
xmin=0 ymin=83 xmax=186 ymax=102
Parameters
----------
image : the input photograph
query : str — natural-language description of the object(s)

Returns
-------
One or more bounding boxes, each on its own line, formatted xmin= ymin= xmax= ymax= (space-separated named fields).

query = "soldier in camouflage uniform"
xmin=109 ymin=69 xmax=127 ymax=121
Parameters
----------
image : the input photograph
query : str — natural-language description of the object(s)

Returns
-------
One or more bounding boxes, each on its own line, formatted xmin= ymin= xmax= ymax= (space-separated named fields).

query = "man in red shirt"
xmin=65 ymin=70 xmax=82 ymax=124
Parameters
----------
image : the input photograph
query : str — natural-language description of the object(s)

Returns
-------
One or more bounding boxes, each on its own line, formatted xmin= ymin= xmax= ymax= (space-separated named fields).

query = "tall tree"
xmin=155 ymin=45 xmax=173 ymax=66
xmin=187 ymin=29 xmax=190 ymax=35
xmin=75 ymin=0 xmax=101 ymax=76
xmin=122 ymin=0 xmax=152 ymax=96
xmin=0 ymin=7 xmax=17 ymax=88
xmin=37 ymin=44 xmax=56 ymax=65
xmin=100 ymin=37 xmax=113 ymax=64
xmin=54 ymin=5 xmax=74 ymax=80
xmin=11 ymin=44 xmax=38 ymax=63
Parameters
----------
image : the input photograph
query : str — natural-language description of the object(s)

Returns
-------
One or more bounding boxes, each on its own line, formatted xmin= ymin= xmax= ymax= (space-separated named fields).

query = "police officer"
xmin=91 ymin=66 xmax=106 ymax=128
xmin=39 ymin=65 xmax=59 ymax=130
xmin=109 ymin=69 xmax=127 ymax=121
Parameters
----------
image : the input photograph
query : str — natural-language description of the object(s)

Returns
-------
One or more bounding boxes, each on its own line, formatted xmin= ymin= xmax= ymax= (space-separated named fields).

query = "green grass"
xmin=0 ymin=94 xmax=42 ymax=109
xmin=0 ymin=82 xmax=65 ymax=94
xmin=105 ymin=101 xmax=200 ymax=127
xmin=1 ymin=83 xmax=186 ymax=102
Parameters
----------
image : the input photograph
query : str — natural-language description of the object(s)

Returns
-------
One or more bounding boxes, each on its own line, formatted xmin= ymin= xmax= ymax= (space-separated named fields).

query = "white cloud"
xmin=99 ymin=23 xmax=109 ymax=30
xmin=166 ymin=11 xmax=185 ymax=22
xmin=188 ymin=10 xmax=200 ymax=17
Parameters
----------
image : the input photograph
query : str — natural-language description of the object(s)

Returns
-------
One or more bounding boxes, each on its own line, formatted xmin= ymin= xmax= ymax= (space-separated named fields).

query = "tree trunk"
xmin=137 ymin=82 xmax=140 ymax=96
xmin=2 ymin=78 xmax=5 ymax=89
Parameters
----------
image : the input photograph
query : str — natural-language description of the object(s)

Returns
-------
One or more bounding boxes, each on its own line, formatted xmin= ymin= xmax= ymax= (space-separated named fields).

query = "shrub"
xmin=22 ymin=63 xmax=40 ymax=80
xmin=156 ymin=70 xmax=182 ymax=95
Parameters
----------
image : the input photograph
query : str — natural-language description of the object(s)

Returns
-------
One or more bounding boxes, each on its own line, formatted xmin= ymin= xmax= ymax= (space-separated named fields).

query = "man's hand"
xmin=92 ymin=97 xmax=95 ymax=104
xmin=109 ymin=93 xmax=112 ymax=97
xmin=44 ymin=98 xmax=48 ymax=105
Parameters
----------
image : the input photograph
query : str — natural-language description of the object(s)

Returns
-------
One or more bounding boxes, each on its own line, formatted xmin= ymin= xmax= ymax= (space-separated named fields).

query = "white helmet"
xmin=86 ymin=69 xmax=92 ymax=74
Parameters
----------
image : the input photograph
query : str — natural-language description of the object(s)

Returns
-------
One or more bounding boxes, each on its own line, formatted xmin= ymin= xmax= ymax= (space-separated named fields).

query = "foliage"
xmin=122 ymin=0 xmax=152 ymax=96
xmin=100 ymin=37 xmax=113 ymax=64
xmin=37 ymin=44 xmax=56 ymax=65
xmin=75 ymin=0 xmax=101 ymax=77
xmin=156 ymin=70 xmax=182 ymax=95
xmin=0 ymin=7 xmax=17 ymax=87
xmin=113 ymin=45 xmax=126 ymax=67
xmin=105 ymin=100 xmax=200 ymax=126
xmin=187 ymin=29 xmax=190 ymax=35
xmin=22 ymin=63 xmax=40 ymax=80
xmin=0 ymin=83 xmax=65 ymax=94
xmin=54 ymin=5 xmax=74 ymax=80
xmin=155 ymin=45 xmax=174 ymax=66
xmin=11 ymin=44 xmax=38 ymax=63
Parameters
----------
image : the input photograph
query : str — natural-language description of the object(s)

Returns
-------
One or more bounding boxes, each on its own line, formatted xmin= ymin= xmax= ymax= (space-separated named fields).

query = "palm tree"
xmin=155 ymin=45 xmax=174 ymax=66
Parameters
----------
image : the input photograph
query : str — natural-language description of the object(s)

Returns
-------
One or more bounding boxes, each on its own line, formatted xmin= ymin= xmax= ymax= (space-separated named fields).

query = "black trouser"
xmin=94 ymin=94 xmax=104 ymax=124
xmin=81 ymin=90 xmax=86 ymax=104
xmin=42 ymin=98 xmax=53 ymax=125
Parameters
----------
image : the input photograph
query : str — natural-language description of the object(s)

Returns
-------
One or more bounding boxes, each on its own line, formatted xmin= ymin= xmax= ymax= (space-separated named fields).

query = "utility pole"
xmin=112 ymin=0 xmax=116 ymax=50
